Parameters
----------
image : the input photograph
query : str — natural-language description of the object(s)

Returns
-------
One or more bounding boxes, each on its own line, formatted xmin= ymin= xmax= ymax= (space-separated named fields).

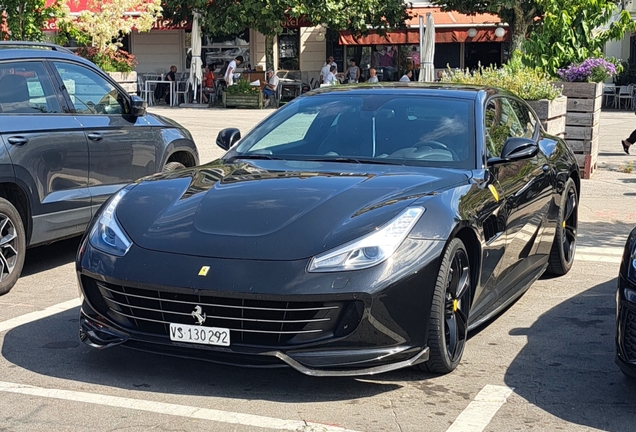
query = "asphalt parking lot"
xmin=1 ymin=107 xmax=636 ymax=432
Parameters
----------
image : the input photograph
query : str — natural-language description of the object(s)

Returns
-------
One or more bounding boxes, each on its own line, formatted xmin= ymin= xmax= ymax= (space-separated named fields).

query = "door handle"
xmin=7 ymin=136 xmax=28 ymax=146
xmin=87 ymin=133 xmax=103 ymax=142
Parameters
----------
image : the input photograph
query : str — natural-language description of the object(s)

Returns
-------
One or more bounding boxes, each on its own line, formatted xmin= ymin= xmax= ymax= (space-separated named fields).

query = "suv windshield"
xmin=230 ymin=94 xmax=476 ymax=169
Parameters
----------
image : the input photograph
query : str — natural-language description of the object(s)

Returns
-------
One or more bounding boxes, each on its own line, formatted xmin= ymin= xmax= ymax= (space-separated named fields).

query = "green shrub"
xmin=441 ymin=56 xmax=562 ymax=101
xmin=225 ymin=79 xmax=260 ymax=95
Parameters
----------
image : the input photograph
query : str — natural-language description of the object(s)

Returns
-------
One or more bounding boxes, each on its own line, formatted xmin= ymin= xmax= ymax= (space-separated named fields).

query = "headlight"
xmin=308 ymin=207 xmax=424 ymax=272
xmin=89 ymin=188 xmax=132 ymax=257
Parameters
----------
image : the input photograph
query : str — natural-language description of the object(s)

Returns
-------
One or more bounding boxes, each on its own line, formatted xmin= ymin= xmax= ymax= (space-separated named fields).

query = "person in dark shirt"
xmin=154 ymin=65 xmax=177 ymax=104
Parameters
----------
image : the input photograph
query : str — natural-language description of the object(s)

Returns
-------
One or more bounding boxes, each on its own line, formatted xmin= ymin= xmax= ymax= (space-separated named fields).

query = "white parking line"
xmin=0 ymin=298 xmax=80 ymax=333
xmin=445 ymin=385 xmax=513 ymax=432
xmin=0 ymin=381 xmax=359 ymax=432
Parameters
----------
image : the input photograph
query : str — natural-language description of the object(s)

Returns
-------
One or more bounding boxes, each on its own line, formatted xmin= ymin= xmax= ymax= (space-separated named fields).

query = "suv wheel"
xmin=0 ymin=198 xmax=26 ymax=296
xmin=163 ymin=162 xmax=186 ymax=172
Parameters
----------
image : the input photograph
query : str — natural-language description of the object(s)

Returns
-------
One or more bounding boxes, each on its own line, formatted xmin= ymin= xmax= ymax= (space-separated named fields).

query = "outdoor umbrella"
xmin=420 ymin=12 xmax=435 ymax=82
xmin=188 ymin=12 xmax=203 ymax=103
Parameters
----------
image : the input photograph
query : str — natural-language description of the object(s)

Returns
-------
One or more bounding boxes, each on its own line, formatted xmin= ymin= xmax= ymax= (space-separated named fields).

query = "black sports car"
xmin=617 ymin=228 xmax=636 ymax=377
xmin=77 ymin=84 xmax=580 ymax=376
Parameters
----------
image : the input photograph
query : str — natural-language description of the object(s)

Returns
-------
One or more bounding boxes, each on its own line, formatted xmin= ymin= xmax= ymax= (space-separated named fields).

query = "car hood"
xmin=116 ymin=160 xmax=469 ymax=260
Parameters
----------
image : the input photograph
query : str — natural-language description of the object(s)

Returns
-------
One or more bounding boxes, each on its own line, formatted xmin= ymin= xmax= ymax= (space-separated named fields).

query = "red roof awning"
xmin=44 ymin=0 xmax=190 ymax=30
xmin=339 ymin=6 xmax=508 ymax=45
xmin=339 ymin=28 xmax=508 ymax=45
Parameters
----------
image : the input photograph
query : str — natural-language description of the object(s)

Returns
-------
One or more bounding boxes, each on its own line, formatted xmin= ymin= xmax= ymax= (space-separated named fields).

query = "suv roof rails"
xmin=0 ymin=42 xmax=75 ymax=55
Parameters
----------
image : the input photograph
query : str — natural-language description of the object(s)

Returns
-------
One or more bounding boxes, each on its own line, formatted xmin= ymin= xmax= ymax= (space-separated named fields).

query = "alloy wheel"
xmin=0 ymin=213 xmax=18 ymax=282
xmin=562 ymin=188 xmax=578 ymax=264
xmin=443 ymin=249 xmax=471 ymax=363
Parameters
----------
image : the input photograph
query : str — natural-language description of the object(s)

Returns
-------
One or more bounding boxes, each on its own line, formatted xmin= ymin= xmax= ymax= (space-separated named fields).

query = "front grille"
xmin=83 ymin=276 xmax=355 ymax=347
xmin=624 ymin=308 xmax=636 ymax=361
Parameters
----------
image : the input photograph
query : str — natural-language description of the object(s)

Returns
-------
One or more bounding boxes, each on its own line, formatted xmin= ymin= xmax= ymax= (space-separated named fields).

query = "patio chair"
xmin=618 ymin=85 xmax=633 ymax=110
xmin=175 ymin=78 xmax=189 ymax=104
xmin=603 ymin=83 xmax=617 ymax=109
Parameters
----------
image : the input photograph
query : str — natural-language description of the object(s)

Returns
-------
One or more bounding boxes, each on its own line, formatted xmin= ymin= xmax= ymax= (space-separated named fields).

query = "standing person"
xmin=262 ymin=68 xmax=279 ymax=100
xmin=367 ymin=68 xmax=379 ymax=83
xmin=224 ymin=55 xmax=243 ymax=86
xmin=399 ymin=70 xmax=413 ymax=82
xmin=344 ymin=58 xmax=360 ymax=84
xmin=320 ymin=56 xmax=336 ymax=83
xmin=323 ymin=65 xmax=338 ymax=85
xmin=202 ymin=64 xmax=215 ymax=104
xmin=622 ymin=133 xmax=636 ymax=154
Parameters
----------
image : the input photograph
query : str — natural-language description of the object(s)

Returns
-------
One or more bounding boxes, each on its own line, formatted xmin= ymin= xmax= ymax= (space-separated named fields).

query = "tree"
xmin=0 ymin=0 xmax=62 ymax=41
xmin=162 ymin=0 xmax=410 ymax=69
xmin=58 ymin=0 xmax=162 ymax=52
xmin=522 ymin=0 xmax=635 ymax=75
xmin=431 ymin=0 xmax=541 ymax=53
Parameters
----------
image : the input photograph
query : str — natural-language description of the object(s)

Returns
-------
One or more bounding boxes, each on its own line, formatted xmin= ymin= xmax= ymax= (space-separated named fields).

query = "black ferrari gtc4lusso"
xmin=77 ymin=84 xmax=580 ymax=376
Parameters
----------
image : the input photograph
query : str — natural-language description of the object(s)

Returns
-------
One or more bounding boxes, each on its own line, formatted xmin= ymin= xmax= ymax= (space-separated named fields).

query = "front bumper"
xmin=77 ymin=237 xmax=444 ymax=376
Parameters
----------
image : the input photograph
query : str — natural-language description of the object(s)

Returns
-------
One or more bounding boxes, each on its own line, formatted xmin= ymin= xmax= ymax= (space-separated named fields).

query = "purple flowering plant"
xmin=557 ymin=58 xmax=618 ymax=83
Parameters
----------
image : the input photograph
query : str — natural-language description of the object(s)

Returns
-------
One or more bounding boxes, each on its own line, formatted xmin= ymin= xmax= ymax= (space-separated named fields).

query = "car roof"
xmin=0 ymin=44 xmax=95 ymax=68
xmin=305 ymin=82 xmax=509 ymax=101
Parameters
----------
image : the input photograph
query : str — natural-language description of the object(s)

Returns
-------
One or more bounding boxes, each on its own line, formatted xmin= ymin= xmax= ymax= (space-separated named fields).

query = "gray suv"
xmin=0 ymin=42 xmax=199 ymax=295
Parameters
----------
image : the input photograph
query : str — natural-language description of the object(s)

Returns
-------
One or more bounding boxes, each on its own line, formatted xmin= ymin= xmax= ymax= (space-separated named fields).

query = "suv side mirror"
xmin=489 ymin=137 xmax=538 ymax=165
xmin=130 ymin=95 xmax=147 ymax=117
xmin=216 ymin=128 xmax=241 ymax=151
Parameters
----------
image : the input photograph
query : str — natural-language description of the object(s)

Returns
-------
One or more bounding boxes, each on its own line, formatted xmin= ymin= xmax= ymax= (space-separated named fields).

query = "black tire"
xmin=163 ymin=161 xmax=186 ymax=172
xmin=0 ymin=198 xmax=26 ymax=296
xmin=546 ymin=178 xmax=578 ymax=276
xmin=418 ymin=238 xmax=471 ymax=374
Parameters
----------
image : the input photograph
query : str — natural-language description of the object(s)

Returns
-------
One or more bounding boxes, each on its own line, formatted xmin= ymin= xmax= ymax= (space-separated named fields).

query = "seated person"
xmin=367 ymin=68 xmax=379 ymax=83
xmin=154 ymin=65 xmax=177 ymax=103
xmin=262 ymin=68 xmax=279 ymax=99
xmin=202 ymin=64 xmax=215 ymax=104
xmin=399 ymin=70 xmax=413 ymax=82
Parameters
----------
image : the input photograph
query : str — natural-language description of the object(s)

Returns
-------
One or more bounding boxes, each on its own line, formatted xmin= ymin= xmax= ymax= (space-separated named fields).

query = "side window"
xmin=507 ymin=98 xmax=537 ymax=139
xmin=53 ymin=62 xmax=128 ymax=115
xmin=0 ymin=61 xmax=61 ymax=114
xmin=484 ymin=98 xmax=525 ymax=157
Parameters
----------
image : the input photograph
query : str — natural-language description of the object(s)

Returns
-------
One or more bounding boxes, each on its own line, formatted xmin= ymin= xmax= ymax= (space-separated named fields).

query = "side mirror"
xmin=130 ymin=95 xmax=147 ymax=117
xmin=216 ymin=128 xmax=241 ymax=151
xmin=489 ymin=137 xmax=538 ymax=165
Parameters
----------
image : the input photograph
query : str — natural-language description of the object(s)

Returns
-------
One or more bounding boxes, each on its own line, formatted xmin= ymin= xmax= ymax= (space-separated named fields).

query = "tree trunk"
xmin=265 ymin=34 xmax=274 ymax=71
xmin=511 ymin=5 xmax=531 ymax=54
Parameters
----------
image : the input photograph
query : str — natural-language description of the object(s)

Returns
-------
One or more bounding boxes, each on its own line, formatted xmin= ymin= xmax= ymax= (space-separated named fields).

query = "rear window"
xmin=0 ymin=61 xmax=61 ymax=114
xmin=233 ymin=94 xmax=476 ymax=169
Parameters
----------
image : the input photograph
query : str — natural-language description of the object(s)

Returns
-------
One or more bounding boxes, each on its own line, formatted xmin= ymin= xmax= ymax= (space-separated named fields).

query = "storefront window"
xmin=434 ymin=43 xmax=461 ymax=69
xmin=186 ymin=31 xmax=250 ymax=74
xmin=465 ymin=42 xmax=501 ymax=70
xmin=372 ymin=45 xmax=399 ymax=82
xmin=278 ymin=28 xmax=299 ymax=70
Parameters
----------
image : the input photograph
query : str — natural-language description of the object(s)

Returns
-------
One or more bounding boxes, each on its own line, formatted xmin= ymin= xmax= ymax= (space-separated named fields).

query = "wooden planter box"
xmin=527 ymin=95 xmax=567 ymax=138
xmin=222 ymin=91 xmax=263 ymax=109
xmin=107 ymin=71 xmax=137 ymax=95
xmin=557 ymin=81 xmax=603 ymax=179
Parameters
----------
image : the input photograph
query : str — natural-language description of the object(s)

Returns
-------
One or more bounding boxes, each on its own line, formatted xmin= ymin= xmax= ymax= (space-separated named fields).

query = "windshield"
xmin=229 ymin=94 xmax=476 ymax=169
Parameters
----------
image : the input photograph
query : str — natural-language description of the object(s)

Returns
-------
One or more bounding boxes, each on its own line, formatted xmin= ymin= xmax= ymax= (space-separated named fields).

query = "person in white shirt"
xmin=399 ymin=70 xmax=413 ymax=82
xmin=367 ymin=68 xmax=379 ymax=83
xmin=262 ymin=69 xmax=279 ymax=99
xmin=323 ymin=65 xmax=338 ymax=85
xmin=224 ymin=55 xmax=244 ymax=86
xmin=320 ymin=56 xmax=336 ymax=83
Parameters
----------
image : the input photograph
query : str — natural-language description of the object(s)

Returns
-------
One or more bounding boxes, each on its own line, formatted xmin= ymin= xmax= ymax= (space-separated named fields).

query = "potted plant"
xmin=222 ymin=80 xmax=263 ymax=109
xmin=556 ymin=57 xmax=618 ymax=105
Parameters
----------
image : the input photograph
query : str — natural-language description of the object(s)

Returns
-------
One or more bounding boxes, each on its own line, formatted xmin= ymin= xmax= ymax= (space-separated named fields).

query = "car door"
xmin=51 ymin=61 xmax=157 ymax=211
xmin=0 ymin=60 xmax=90 ymax=246
xmin=485 ymin=97 xmax=552 ymax=295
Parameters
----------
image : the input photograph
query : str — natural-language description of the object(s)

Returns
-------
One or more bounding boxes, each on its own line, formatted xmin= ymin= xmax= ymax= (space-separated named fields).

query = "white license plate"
xmin=169 ymin=323 xmax=230 ymax=346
